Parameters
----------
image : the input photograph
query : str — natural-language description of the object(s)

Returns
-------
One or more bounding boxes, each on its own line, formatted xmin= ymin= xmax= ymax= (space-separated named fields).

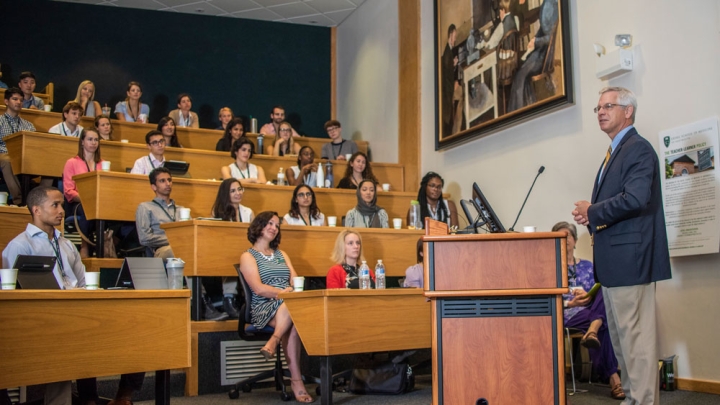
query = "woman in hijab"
xmin=344 ymin=179 xmax=388 ymax=228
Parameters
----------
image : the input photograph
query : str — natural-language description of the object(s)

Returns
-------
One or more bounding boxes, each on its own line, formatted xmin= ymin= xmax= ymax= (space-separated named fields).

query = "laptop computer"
xmin=115 ymin=257 xmax=169 ymax=290
xmin=14 ymin=255 xmax=60 ymax=289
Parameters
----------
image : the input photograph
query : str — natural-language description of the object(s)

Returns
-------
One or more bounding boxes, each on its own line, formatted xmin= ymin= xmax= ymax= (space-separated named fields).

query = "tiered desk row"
xmin=0 ymin=108 xmax=436 ymax=399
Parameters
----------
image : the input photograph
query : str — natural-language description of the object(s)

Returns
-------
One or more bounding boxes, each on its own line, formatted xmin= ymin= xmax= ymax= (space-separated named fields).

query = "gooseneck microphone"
xmin=509 ymin=166 xmax=545 ymax=232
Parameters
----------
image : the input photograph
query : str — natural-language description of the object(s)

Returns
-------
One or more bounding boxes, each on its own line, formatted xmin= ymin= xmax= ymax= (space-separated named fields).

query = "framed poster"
xmin=435 ymin=0 xmax=574 ymax=149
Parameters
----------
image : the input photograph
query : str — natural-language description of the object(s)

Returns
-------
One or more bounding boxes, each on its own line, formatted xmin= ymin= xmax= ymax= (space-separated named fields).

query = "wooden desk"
xmin=279 ymin=289 xmax=430 ymax=405
xmin=3 ymin=106 xmax=369 ymax=156
xmin=162 ymin=220 xmax=423 ymax=278
xmin=4 ymin=131 xmax=403 ymax=190
xmin=73 ymin=171 xmax=420 ymax=223
xmin=0 ymin=206 xmax=62 ymax=253
xmin=0 ymin=289 xmax=190 ymax=405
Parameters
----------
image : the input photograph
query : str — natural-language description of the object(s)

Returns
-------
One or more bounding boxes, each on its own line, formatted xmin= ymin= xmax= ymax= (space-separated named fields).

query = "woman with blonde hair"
xmin=267 ymin=121 xmax=302 ymax=156
xmin=326 ymin=230 xmax=375 ymax=289
xmin=74 ymin=80 xmax=102 ymax=117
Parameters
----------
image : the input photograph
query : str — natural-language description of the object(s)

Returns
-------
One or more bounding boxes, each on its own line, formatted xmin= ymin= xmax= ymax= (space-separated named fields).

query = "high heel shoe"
xmin=260 ymin=335 xmax=281 ymax=360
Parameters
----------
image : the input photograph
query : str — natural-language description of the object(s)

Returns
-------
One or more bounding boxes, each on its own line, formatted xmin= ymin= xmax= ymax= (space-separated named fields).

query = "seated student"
xmin=2 ymin=186 xmax=86 ymax=405
xmin=345 ymin=180 xmax=388 ymax=228
xmin=157 ymin=116 xmax=182 ymax=148
xmin=95 ymin=115 xmax=114 ymax=141
xmin=211 ymin=178 xmax=255 ymax=319
xmin=215 ymin=117 xmax=245 ymax=152
xmin=135 ymin=167 xmax=228 ymax=321
xmin=62 ymin=128 xmax=104 ymax=258
xmin=74 ymin=80 xmax=102 ymax=118
xmin=216 ymin=107 xmax=233 ymax=130
xmin=18 ymin=71 xmax=44 ymax=110
xmin=115 ymin=81 xmax=149 ymax=123
xmin=326 ymin=229 xmax=375 ymax=289
xmin=259 ymin=105 xmax=300 ymax=137
xmin=168 ymin=93 xmax=199 ymax=128
xmin=130 ymin=130 xmax=165 ymax=175
xmin=283 ymin=184 xmax=325 ymax=226
xmin=321 ymin=120 xmax=358 ymax=161
xmin=286 ymin=146 xmax=317 ymax=186
xmin=408 ymin=171 xmax=459 ymax=229
xmin=336 ymin=151 xmax=378 ymax=189
xmin=221 ymin=137 xmax=267 ymax=185
xmin=1 ymin=87 xmax=36 ymax=206
xmin=403 ymin=238 xmax=424 ymax=288
xmin=553 ymin=221 xmax=625 ymax=400
xmin=267 ymin=121 xmax=301 ymax=156
xmin=48 ymin=102 xmax=84 ymax=137
xmin=239 ymin=211 xmax=314 ymax=403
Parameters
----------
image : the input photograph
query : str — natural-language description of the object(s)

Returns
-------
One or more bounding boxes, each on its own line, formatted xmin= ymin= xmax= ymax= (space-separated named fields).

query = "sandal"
xmin=580 ymin=331 xmax=601 ymax=349
xmin=610 ymin=383 xmax=626 ymax=400
xmin=260 ymin=335 xmax=281 ymax=361
xmin=290 ymin=379 xmax=315 ymax=403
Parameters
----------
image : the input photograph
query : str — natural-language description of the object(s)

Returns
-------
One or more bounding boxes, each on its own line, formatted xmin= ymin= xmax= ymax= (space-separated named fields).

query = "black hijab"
xmin=355 ymin=179 xmax=383 ymax=228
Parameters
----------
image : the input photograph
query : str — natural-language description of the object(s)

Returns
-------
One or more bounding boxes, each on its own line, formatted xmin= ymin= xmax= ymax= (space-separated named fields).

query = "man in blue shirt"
xmin=18 ymin=71 xmax=44 ymax=110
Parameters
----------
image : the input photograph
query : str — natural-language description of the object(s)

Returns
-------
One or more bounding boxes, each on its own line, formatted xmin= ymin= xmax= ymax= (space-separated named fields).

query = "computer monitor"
xmin=460 ymin=182 xmax=506 ymax=234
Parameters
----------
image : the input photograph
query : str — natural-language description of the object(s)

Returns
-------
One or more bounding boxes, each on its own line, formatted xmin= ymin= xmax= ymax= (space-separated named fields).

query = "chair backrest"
xmin=234 ymin=263 xmax=255 ymax=339
xmin=496 ymin=28 xmax=519 ymax=83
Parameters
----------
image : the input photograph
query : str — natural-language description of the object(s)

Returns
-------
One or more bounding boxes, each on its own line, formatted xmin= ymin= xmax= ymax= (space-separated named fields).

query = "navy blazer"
xmin=588 ymin=127 xmax=672 ymax=287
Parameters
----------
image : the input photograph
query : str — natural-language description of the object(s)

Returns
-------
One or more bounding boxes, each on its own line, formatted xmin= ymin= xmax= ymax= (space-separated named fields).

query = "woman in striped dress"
xmin=239 ymin=211 xmax=314 ymax=403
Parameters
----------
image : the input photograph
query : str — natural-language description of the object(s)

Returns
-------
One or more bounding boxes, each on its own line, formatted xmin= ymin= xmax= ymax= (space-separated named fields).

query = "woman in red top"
xmin=62 ymin=128 xmax=104 ymax=258
xmin=326 ymin=229 xmax=375 ymax=289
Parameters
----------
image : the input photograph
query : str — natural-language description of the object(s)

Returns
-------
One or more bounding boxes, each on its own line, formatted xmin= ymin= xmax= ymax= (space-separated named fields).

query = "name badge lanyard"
xmin=362 ymin=213 xmax=376 ymax=228
xmin=51 ymin=235 xmax=72 ymax=288
xmin=152 ymin=200 xmax=177 ymax=222
xmin=235 ymin=163 xmax=250 ymax=179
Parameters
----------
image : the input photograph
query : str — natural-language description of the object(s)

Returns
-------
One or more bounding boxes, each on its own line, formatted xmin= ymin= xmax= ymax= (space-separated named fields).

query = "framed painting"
xmin=435 ymin=0 xmax=574 ymax=150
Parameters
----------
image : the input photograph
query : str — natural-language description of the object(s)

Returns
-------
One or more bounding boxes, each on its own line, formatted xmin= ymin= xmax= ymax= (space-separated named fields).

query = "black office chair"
xmin=228 ymin=264 xmax=293 ymax=401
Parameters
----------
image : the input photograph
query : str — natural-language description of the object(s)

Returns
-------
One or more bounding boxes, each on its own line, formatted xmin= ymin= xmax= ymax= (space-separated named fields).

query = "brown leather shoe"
xmin=580 ymin=331 xmax=601 ymax=349
xmin=611 ymin=383 xmax=626 ymax=400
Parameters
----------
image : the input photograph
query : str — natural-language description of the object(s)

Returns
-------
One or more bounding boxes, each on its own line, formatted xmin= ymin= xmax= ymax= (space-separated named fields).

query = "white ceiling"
xmin=53 ymin=0 xmax=366 ymax=27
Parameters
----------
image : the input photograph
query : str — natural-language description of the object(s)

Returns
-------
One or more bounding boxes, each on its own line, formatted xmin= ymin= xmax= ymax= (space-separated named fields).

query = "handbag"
xmin=73 ymin=205 xmax=117 ymax=258
xmin=348 ymin=361 xmax=414 ymax=395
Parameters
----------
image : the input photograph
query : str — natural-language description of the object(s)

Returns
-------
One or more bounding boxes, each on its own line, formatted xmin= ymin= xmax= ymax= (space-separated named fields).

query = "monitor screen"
xmin=460 ymin=182 xmax=505 ymax=233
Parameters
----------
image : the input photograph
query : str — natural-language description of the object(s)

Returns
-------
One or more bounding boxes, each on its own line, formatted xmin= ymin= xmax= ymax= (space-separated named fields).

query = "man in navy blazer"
xmin=573 ymin=87 xmax=671 ymax=405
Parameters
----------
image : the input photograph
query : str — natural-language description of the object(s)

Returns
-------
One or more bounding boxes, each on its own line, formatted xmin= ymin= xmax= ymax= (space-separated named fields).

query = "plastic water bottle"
xmin=375 ymin=260 xmax=385 ymax=289
xmin=277 ymin=168 xmax=286 ymax=185
xmin=316 ymin=162 xmax=325 ymax=188
xmin=409 ymin=200 xmax=422 ymax=229
xmin=324 ymin=161 xmax=333 ymax=188
xmin=257 ymin=134 xmax=264 ymax=154
xmin=359 ymin=261 xmax=371 ymax=289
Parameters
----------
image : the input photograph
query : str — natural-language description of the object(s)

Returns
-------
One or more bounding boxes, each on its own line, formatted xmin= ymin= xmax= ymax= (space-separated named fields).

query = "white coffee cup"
xmin=44 ymin=105 xmax=52 ymax=112
xmin=101 ymin=161 xmax=111 ymax=171
xmin=179 ymin=207 xmax=191 ymax=221
xmin=382 ymin=183 xmax=390 ymax=192
xmin=85 ymin=272 xmax=100 ymax=290
xmin=345 ymin=153 xmax=352 ymax=161
xmin=327 ymin=216 xmax=337 ymax=227
xmin=393 ymin=218 xmax=403 ymax=229
xmin=293 ymin=276 xmax=305 ymax=292
xmin=0 ymin=268 xmax=18 ymax=290
xmin=0 ymin=191 xmax=8 ymax=206
xmin=137 ymin=114 xmax=148 ymax=124
xmin=120 ymin=139 xmax=129 ymax=143
xmin=523 ymin=226 xmax=536 ymax=233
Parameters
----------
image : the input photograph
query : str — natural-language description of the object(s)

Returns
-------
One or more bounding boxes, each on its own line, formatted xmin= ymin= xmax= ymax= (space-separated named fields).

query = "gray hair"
xmin=599 ymin=86 xmax=637 ymax=122
xmin=552 ymin=221 xmax=577 ymax=242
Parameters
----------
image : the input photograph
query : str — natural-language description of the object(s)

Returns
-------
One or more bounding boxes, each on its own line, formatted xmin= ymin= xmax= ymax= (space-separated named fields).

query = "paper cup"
xmin=382 ymin=183 xmax=390 ymax=192
xmin=101 ymin=161 xmax=111 ymax=171
xmin=523 ymin=226 xmax=536 ymax=233
xmin=393 ymin=218 xmax=403 ymax=229
xmin=101 ymin=106 xmax=111 ymax=116
xmin=327 ymin=216 xmax=337 ymax=227
xmin=0 ymin=191 xmax=8 ymax=206
xmin=120 ymin=139 xmax=129 ymax=144
xmin=85 ymin=272 xmax=100 ymax=290
xmin=179 ymin=207 xmax=191 ymax=221
xmin=293 ymin=276 xmax=305 ymax=292
xmin=0 ymin=268 xmax=18 ymax=290
xmin=345 ymin=153 xmax=352 ymax=161
xmin=44 ymin=105 xmax=52 ymax=112
xmin=137 ymin=114 xmax=148 ymax=124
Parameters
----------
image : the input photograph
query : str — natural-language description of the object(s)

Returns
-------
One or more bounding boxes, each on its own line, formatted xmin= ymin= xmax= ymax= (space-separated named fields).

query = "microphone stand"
xmin=509 ymin=166 xmax=545 ymax=232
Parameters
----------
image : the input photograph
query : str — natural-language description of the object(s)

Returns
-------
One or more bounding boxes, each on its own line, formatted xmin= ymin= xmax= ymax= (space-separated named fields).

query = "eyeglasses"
xmin=297 ymin=192 xmax=312 ymax=198
xmin=279 ymin=128 xmax=292 ymax=132
xmin=593 ymin=103 xmax=628 ymax=113
xmin=326 ymin=126 xmax=339 ymax=133
xmin=149 ymin=139 xmax=166 ymax=146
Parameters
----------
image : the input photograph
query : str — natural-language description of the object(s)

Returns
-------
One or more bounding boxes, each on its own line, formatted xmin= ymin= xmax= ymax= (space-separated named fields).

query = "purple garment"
xmin=563 ymin=259 xmax=618 ymax=380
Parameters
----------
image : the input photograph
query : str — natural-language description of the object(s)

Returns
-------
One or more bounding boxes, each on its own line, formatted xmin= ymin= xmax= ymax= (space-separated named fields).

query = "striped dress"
xmin=248 ymin=248 xmax=291 ymax=328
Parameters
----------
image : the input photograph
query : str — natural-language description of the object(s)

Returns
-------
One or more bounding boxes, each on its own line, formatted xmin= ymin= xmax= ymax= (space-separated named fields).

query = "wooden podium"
xmin=424 ymin=220 xmax=568 ymax=405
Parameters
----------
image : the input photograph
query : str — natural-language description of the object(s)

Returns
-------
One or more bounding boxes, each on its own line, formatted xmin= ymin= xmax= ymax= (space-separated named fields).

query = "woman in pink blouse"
xmin=62 ymin=128 xmax=104 ymax=258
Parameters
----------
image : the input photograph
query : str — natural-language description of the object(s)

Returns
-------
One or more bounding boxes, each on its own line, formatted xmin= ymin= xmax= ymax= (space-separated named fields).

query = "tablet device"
xmin=115 ymin=257 xmax=169 ymax=290
xmin=14 ymin=255 xmax=60 ymax=289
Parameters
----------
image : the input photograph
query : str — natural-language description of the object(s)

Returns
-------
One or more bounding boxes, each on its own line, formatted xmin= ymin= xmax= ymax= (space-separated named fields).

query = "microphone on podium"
xmin=508 ymin=166 xmax=545 ymax=232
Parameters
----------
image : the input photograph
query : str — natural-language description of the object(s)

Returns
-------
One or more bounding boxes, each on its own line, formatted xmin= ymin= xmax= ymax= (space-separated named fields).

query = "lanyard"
xmin=235 ymin=163 xmax=250 ymax=179
xmin=84 ymin=159 xmax=92 ymax=172
xmin=50 ymin=235 xmax=71 ymax=287
xmin=180 ymin=113 xmax=191 ymax=126
xmin=331 ymin=140 xmax=345 ymax=160
xmin=127 ymin=102 xmax=138 ymax=121
xmin=568 ymin=257 xmax=577 ymax=284
xmin=148 ymin=156 xmax=157 ymax=169
xmin=152 ymin=200 xmax=176 ymax=222
xmin=61 ymin=123 xmax=69 ymax=136
xmin=362 ymin=213 xmax=376 ymax=228
xmin=237 ymin=205 xmax=243 ymax=223
xmin=299 ymin=213 xmax=308 ymax=226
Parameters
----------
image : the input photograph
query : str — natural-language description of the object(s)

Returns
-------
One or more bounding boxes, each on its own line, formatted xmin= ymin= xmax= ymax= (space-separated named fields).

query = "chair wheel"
xmin=241 ymin=384 xmax=252 ymax=393
xmin=280 ymin=391 xmax=293 ymax=401
xmin=228 ymin=389 xmax=239 ymax=399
